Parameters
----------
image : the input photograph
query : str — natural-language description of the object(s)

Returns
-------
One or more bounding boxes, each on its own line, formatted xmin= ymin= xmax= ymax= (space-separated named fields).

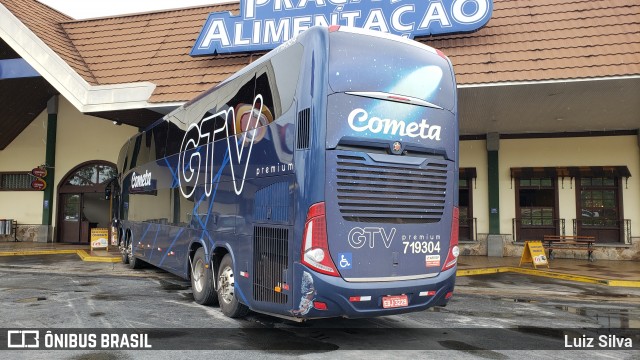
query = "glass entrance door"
xmin=57 ymin=161 xmax=117 ymax=243
xmin=60 ymin=194 xmax=81 ymax=242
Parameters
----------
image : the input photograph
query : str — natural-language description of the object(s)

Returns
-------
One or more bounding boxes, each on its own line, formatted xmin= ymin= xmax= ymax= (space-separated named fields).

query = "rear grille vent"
xmin=253 ymin=226 xmax=288 ymax=304
xmin=334 ymin=154 xmax=448 ymax=224
xmin=297 ymin=108 xmax=310 ymax=149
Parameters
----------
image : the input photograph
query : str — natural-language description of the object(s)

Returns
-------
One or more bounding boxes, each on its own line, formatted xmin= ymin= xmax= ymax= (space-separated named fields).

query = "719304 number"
xmin=403 ymin=241 xmax=440 ymax=254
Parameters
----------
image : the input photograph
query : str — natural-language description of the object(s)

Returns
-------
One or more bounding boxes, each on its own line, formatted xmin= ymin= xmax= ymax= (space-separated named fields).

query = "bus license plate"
xmin=382 ymin=295 xmax=408 ymax=309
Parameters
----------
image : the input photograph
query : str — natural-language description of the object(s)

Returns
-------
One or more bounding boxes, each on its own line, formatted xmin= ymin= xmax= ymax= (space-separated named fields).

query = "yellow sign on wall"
xmin=519 ymin=241 xmax=549 ymax=269
xmin=90 ymin=228 xmax=109 ymax=251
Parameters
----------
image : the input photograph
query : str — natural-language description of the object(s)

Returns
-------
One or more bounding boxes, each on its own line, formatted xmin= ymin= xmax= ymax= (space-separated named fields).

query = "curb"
xmin=0 ymin=249 xmax=78 ymax=256
xmin=457 ymin=266 xmax=640 ymax=288
xmin=76 ymin=250 xmax=121 ymax=263
xmin=0 ymin=249 xmax=120 ymax=263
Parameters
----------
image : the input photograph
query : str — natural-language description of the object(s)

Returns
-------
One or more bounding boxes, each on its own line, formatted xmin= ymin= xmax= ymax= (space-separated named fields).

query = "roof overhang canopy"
xmin=459 ymin=76 xmax=640 ymax=135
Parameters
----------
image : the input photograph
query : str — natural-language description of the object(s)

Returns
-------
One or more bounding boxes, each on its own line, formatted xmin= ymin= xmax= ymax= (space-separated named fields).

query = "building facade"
xmin=0 ymin=0 xmax=638 ymax=260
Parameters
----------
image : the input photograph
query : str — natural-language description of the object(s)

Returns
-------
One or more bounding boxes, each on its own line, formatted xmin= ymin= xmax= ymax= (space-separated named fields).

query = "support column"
xmin=486 ymin=132 xmax=502 ymax=256
xmin=41 ymin=95 xmax=58 ymax=242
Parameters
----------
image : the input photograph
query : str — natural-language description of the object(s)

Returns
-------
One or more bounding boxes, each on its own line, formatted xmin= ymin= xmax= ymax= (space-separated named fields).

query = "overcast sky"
xmin=38 ymin=0 xmax=223 ymax=19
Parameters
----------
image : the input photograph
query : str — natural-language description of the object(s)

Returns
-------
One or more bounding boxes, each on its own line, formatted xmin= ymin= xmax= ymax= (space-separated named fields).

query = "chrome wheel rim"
xmin=192 ymin=258 xmax=205 ymax=293
xmin=218 ymin=265 xmax=235 ymax=304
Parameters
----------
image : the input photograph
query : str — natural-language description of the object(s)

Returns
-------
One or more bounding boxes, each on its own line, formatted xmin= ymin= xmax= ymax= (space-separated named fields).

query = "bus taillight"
xmin=301 ymin=202 xmax=339 ymax=277
xmin=442 ymin=207 xmax=459 ymax=271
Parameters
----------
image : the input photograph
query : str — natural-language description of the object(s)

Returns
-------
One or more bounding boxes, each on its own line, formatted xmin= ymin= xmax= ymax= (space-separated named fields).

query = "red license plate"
xmin=382 ymin=295 xmax=408 ymax=309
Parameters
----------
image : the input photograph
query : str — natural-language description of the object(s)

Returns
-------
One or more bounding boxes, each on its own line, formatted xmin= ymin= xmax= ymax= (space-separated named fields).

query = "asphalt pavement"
xmin=0 ymin=247 xmax=638 ymax=358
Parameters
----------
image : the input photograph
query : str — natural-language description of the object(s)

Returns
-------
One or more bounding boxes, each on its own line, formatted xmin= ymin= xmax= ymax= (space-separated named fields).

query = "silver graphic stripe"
xmin=344 ymin=272 xmax=439 ymax=282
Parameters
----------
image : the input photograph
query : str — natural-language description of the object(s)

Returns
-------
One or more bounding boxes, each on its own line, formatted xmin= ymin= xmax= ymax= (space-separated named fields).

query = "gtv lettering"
xmin=348 ymin=108 xmax=441 ymax=140
xmin=178 ymin=94 xmax=265 ymax=198
xmin=348 ymin=227 xmax=396 ymax=249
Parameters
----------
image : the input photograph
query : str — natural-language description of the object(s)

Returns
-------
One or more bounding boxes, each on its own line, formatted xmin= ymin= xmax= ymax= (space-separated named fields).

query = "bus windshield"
xmin=328 ymin=31 xmax=456 ymax=111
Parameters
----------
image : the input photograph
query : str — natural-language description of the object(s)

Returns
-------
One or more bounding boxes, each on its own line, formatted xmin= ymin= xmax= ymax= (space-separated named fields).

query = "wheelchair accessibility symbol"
xmin=338 ymin=253 xmax=352 ymax=269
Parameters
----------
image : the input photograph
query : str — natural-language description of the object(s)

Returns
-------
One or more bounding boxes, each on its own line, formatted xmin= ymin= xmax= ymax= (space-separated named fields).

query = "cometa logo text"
xmin=131 ymin=171 xmax=152 ymax=189
xmin=347 ymin=108 xmax=441 ymax=140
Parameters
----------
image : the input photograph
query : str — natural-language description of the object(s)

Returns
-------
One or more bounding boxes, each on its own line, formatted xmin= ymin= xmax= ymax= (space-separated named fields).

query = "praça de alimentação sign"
xmin=191 ymin=0 xmax=493 ymax=56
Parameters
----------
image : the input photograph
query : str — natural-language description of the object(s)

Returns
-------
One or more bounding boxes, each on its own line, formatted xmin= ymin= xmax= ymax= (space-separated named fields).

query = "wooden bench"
xmin=542 ymin=235 xmax=596 ymax=261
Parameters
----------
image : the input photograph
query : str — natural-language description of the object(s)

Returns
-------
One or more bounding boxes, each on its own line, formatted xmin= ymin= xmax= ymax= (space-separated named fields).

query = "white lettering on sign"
xmin=347 ymin=108 xmax=441 ymax=140
xmin=348 ymin=227 xmax=396 ymax=249
xmin=191 ymin=0 xmax=493 ymax=55
xmin=131 ymin=170 xmax=152 ymax=189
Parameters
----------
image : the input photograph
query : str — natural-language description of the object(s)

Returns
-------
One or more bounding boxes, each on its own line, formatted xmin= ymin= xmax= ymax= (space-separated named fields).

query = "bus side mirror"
xmin=105 ymin=188 xmax=111 ymax=200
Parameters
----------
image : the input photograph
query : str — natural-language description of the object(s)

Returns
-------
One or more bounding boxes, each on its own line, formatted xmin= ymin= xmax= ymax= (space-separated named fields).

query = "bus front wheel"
xmin=191 ymin=248 xmax=218 ymax=306
xmin=217 ymin=254 xmax=249 ymax=318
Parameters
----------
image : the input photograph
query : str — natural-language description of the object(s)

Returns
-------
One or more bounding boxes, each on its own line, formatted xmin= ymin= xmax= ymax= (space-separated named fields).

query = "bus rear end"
xmin=293 ymin=27 xmax=458 ymax=319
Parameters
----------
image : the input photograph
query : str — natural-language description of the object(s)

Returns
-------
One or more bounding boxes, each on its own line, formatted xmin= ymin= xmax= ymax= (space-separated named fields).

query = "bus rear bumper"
xmin=290 ymin=263 xmax=457 ymax=319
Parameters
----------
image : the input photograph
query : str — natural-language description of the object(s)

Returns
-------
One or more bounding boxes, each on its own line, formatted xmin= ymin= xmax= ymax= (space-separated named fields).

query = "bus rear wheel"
xmin=217 ymin=254 xmax=249 ymax=318
xmin=127 ymin=241 xmax=144 ymax=269
xmin=120 ymin=246 xmax=129 ymax=264
xmin=191 ymin=248 xmax=218 ymax=306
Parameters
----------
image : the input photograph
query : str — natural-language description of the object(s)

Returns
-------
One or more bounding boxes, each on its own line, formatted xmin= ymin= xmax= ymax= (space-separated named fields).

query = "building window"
xmin=514 ymin=177 xmax=559 ymax=241
xmin=519 ymin=178 xmax=555 ymax=226
xmin=64 ymin=164 xmax=117 ymax=187
xmin=576 ymin=177 xmax=622 ymax=242
xmin=579 ymin=177 xmax=618 ymax=226
xmin=0 ymin=172 xmax=34 ymax=191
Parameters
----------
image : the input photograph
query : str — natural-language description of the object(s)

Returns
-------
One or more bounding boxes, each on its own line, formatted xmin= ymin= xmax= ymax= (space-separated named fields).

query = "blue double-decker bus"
xmin=114 ymin=26 xmax=459 ymax=320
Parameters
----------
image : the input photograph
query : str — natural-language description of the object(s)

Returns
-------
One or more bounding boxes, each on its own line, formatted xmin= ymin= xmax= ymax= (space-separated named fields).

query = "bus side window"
xmin=117 ymin=139 xmax=130 ymax=174
xmin=152 ymin=121 xmax=169 ymax=161
xmin=127 ymin=134 xmax=142 ymax=171
xmin=139 ymin=130 xmax=152 ymax=165
xmin=254 ymin=72 xmax=276 ymax=119
xmin=166 ymin=121 xmax=185 ymax=158
xmin=225 ymin=74 xmax=256 ymax=136
xmin=255 ymin=43 xmax=303 ymax=120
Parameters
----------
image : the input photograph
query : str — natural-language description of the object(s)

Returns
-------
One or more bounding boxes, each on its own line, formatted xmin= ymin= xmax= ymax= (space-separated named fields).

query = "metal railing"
xmin=511 ymin=218 xmax=565 ymax=242
xmin=572 ymin=219 xmax=632 ymax=244
xmin=0 ymin=219 xmax=17 ymax=241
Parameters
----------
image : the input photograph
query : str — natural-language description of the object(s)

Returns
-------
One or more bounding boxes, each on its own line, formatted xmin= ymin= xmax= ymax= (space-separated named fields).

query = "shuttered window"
xmin=0 ymin=172 xmax=34 ymax=191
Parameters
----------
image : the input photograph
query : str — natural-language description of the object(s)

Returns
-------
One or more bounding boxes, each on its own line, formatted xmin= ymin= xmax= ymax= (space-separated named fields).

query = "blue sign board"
xmin=191 ymin=0 xmax=493 ymax=56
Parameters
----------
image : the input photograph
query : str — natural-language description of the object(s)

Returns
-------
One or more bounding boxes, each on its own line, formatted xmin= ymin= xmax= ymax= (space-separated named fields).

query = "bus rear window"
xmin=328 ymin=31 xmax=455 ymax=111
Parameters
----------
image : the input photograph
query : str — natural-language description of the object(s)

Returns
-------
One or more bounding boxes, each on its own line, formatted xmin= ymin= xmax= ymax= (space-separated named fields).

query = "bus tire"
xmin=121 ymin=238 xmax=129 ymax=264
xmin=128 ymin=241 xmax=144 ymax=269
xmin=217 ymin=254 xmax=249 ymax=318
xmin=191 ymin=248 xmax=218 ymax=306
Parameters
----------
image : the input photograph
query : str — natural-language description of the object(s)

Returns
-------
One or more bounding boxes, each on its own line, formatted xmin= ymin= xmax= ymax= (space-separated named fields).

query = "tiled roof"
xmin=421 ymin=0 xmax=640 ymax=84
xmin=61 ymin=3 xmax=251 ymax=103
xmin=1 ymin=0 xmax=97 ymax=83
xmin=4 ymin=0 xmax=640 ymax=104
